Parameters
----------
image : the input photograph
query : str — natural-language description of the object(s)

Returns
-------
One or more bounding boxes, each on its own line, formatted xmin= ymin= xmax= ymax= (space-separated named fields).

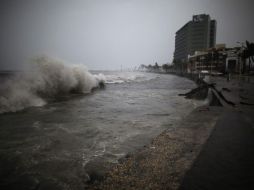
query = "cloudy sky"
xmin=0 ymin=0 xmax=254 ymax=70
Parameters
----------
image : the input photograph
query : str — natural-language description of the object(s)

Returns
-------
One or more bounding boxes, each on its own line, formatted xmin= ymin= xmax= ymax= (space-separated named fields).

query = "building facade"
xmin=174 ymin=14 xmax=217 ymax=63
xmin=187 ymin=45 xmax=241 ymax=74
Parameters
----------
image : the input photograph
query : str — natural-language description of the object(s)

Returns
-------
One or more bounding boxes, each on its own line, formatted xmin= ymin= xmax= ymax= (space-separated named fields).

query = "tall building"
xmin=173 ymin=14 xmax=217 ymax=63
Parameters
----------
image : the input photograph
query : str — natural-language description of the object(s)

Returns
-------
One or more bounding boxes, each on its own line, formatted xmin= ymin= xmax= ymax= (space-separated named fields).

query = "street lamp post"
xmin=210 ymin=52 xmax=213 ymax=75
xmin=236 ymin=42 xmax=244 ymax=81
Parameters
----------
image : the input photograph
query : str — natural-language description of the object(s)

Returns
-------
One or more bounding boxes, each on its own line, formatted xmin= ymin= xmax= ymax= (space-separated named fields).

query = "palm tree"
xmin=245 ymin=41 xmax=254 ymax=73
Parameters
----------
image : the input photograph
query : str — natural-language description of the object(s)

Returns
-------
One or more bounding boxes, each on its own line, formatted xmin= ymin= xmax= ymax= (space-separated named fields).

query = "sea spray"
xmin=0 ymin=56 xmax=105 ymax=114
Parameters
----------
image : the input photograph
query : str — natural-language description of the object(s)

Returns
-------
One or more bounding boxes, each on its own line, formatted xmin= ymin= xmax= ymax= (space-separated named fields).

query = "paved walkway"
xmin=210 ymin=75 xmax=254 ymax=106
xmin=180 ymin=74 xmax=254 ymax=190
xmin=179 ymin=109 xmax=254 ymax=190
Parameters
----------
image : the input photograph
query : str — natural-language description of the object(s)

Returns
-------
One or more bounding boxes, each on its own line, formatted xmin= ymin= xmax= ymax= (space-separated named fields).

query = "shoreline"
xmin=85 ymin=73 xmax=221 ymax=189
xmin=86 ymin=73 xmax=254 ymax=189
xmin=86 ymin=105 xmax=223 ymax=190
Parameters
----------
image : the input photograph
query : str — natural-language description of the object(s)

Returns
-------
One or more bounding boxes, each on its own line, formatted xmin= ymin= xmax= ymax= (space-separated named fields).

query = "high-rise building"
xmin=173 ymin=14 xmax=217 ymax=63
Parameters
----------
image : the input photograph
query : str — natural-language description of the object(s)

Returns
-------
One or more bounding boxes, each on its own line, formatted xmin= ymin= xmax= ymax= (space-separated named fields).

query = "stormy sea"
xmin=0 ymin=57 xmax=205 ymax=190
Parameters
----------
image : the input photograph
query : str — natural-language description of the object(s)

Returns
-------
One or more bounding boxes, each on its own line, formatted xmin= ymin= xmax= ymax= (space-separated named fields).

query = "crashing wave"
xmin=0 ymin=56 xmax=105 ymax=114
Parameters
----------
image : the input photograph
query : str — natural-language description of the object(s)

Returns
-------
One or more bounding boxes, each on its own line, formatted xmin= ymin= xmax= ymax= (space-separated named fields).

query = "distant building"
xmin=187 ymin=45 xmax=241 ymax=74
xmin=174 ymin=14 xmax=217 ymax=63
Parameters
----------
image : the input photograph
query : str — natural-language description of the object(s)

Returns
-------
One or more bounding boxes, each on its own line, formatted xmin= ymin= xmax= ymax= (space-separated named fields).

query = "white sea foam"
xmin=104 ymin=72 xmax=155 ymax=84
xmin=0 ymin=56 xmax=105 ymax=114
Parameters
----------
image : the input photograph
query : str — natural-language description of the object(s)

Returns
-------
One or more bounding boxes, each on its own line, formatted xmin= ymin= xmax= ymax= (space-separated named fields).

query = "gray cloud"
xmin=1 ymin=0 xmax=254 ymax=70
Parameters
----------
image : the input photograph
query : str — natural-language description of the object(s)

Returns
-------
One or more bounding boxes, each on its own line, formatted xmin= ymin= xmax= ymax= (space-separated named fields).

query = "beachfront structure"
xmin=174 ymin=14 xmax=217 ymax=63
xmin=188 ymin=45 xmax=241 ymax=74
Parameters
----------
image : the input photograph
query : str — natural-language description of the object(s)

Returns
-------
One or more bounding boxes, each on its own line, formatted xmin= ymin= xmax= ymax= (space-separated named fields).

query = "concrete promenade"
xmin=180 ymin=109 xmax=254 ymax=190
xmin=180 ymin=75 xmax=254 ymax=190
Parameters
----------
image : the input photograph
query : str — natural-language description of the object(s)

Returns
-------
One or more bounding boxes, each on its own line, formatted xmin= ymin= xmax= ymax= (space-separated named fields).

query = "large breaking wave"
xmin=0 ymin=56 xmax=105 ymax=114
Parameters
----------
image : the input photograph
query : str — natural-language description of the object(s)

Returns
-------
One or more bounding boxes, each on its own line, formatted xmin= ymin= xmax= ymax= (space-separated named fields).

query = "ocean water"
xmin=0 ymin=68 xmax=204 ymax=189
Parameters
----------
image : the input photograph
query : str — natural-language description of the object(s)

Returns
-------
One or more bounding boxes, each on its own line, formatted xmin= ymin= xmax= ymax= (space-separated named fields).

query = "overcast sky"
xmin=0 ymin=0 xmax=254 ymax=70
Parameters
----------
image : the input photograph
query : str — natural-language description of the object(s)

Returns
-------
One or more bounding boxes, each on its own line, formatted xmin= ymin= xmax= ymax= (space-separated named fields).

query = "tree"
xmin=162 ymin=64 xmax=170 ymax=72
xmin=241 ymin=41 xmax=254 ymax=73
xmin=154 ymin=62 xmax=159 ymax=70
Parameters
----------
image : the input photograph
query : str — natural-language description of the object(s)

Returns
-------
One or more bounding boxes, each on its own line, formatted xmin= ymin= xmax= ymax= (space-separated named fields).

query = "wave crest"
xmin=0 ymin=56 xmax=105 ymax=114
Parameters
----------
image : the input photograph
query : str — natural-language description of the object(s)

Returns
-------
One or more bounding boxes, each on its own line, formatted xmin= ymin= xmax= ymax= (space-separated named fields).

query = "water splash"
xmin=0 ymin=56 xmax=105 ymax=114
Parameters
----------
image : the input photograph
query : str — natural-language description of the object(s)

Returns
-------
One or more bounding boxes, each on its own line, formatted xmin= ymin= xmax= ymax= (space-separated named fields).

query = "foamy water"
xmin=0 ymin=56 xmax=105 ymax=114
xmin=0 ymin=65 xmax=205 ymax=189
